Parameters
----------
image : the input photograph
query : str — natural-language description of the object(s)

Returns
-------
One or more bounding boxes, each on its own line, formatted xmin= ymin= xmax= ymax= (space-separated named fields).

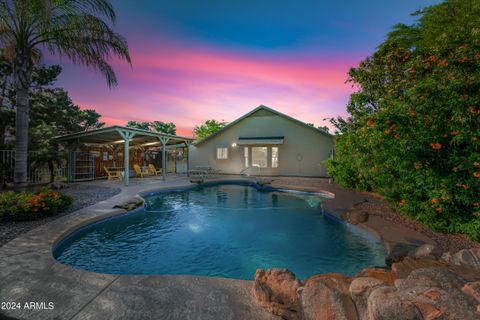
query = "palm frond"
xmin=39 ymin=13 xmax=130 ymax=86
xmin=55 ymin=0 xmax=116 ymax=22
xmin=0 ymin=0 xmax=129 ymax=87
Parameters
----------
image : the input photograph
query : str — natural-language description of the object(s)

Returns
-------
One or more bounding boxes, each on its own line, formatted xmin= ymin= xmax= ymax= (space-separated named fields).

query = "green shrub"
xmin=0 ymin=191 xmax=28 ymax=219
xmin=0 ymin=189 xmax=72 ymax=222
xmin=328 ymin=0 xmax=480 ymax=241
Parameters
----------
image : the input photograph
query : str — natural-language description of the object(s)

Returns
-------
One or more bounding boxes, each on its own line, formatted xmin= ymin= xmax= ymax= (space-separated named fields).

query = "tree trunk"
xmin=13 ymin=55 xmax=32 ymax=191
xmin=48 ymin=159 xmax=55 ymax=183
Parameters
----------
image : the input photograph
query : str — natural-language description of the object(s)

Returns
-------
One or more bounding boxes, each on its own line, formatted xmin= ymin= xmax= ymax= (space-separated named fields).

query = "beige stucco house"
xmin=189 ymin=105 xmax=334 ymax=177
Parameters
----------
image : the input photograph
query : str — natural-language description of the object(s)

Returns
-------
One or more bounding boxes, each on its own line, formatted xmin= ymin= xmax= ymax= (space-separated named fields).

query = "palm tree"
xmin=0 ymin=0 xmax=130 ymax=189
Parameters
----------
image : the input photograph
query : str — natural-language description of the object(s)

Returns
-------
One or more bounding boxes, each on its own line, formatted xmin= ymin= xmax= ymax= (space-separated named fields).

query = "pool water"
xmin=54 ymin=184 xmax=386 ymax=279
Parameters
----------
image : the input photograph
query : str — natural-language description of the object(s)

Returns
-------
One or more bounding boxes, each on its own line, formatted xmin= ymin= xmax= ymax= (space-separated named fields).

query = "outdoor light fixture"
xmin=142 ymin=141 xmax=160 ymax=146
xmin=232 ymin=143 xmax=237 ymax=147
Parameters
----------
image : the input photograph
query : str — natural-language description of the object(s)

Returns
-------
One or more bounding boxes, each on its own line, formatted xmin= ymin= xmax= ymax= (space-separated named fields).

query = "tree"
xmin=29 ymin=88 xmax=104 ymax=182
xmin=151 ymin=121 xmax=176 ymax=135
xmin=327 ymin=0 xmax=480 ymax=240
xmin=126 ymin=121 xmax=150 ymax=131
xmin=79 ymin=109 xmax=105 ymax=131
xmin=193 ymin=119 xmax=227 ymax=141
xmin=125 ymin=120 xmax=177 ymax=135
xmin=317 ymin=126 xmax=329 ymax=134
xmin=0 ymin=0 xmax=131 ymax=189
xmin=0 ymin=59 xmax=105 ymax=183
xmin=305 ymin=123 xmax=330 ymax=134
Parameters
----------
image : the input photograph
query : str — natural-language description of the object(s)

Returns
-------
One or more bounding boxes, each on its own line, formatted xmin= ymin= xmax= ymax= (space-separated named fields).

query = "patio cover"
xmin=55 ymin=126 xmax=194 ymax=186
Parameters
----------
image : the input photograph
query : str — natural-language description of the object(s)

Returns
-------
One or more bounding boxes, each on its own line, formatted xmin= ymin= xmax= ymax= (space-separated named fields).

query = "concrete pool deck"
xmin=0 ymin=175 xmax=435 ymax=320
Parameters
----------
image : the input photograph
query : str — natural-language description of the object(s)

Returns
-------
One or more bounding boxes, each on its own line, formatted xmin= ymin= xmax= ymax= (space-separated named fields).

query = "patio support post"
xmin=184 ymin=141 xmax=192 ymax=177
xmin=117 ymin=129 xmax=136 ymax=186
xmin=111 ymin=144 xmax=117 ymax=167
xmin=159 ymin=137 xmax=170 ymax=181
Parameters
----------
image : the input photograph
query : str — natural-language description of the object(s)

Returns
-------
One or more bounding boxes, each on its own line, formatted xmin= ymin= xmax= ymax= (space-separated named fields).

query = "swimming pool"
xmin=54 ymin=183 xmax=386 ymax=279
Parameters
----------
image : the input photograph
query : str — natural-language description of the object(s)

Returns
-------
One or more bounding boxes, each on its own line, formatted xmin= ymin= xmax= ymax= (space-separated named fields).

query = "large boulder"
xmin=367 ymin=286 xmax=423 ymax=320
xmin=410 ymin=244 xmax=442 ymax=260
xmin=355 ymin=267 xmax=397 ymax=286
xmin=349 ymin=277 xmax=387 ymax=320
xmin=441 ymin=247 xmax=480 ymax=271
xmin=395 ymin=267 xmax=479 ymax=319
xmin=391 ymin=256 xmax=445 ymax=279
xmin=113 ymin=197 xmax=144 ymax=211
xmin=462 ymin=281 xmax=480 ymax=303
xmin=395 ymin=267 xmax=466 ymax=291
xmin=343 ymin=211 xmax=369 ymax=225
xmin=299 ymin=273 xmax=358 ymax=320
xmin=253 ymin=268 xmax=303 ymax=320
xmin=385 ymin=243 xmax=417 ymax=266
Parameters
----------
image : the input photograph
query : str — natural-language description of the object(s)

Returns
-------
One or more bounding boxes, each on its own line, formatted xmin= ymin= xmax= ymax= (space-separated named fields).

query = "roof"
xmin=194 ymin=105 xmax=333 ymax=145
xmin=54 ymin=125 xmax=193 ymax=147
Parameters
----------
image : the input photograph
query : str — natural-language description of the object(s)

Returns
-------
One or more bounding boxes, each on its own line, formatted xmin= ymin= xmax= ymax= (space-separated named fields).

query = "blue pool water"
xmin=54 ymin=184 xmax=386 ymax=279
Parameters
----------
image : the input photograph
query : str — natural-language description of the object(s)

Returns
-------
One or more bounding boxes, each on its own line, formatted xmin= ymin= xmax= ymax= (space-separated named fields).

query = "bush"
xmin=0 ymin=189 xmax=72 ymax=222
xmin=328 ymin=0 xmax=480 ymax=241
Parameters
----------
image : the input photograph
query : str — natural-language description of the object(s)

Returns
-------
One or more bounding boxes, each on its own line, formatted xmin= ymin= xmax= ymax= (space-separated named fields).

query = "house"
xmin=189 ymin=105 xmax=334 ymax=177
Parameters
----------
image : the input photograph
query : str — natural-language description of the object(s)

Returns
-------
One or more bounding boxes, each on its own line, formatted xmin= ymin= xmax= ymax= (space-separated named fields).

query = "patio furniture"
xmin=133 ymin=164 xmax=150 ymax=178
xmin=148 ymin=164 xmax=162 ymax=176
xmin=104 ymin=166 xmax=122 ymax=180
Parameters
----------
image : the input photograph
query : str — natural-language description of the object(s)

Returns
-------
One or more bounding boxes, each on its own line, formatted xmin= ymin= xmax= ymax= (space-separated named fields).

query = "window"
xmin=216 ymin=147 xmax=228 ymax=159
xmin=102 ymin=152 xmax=109 ymax=161
xmin=252 ymin=147 xmax=267 ymax=168
xmin=272 ymin=147 xmax=279 ymax=168
xmin=244 ymin=147 xmax=249 ymax=167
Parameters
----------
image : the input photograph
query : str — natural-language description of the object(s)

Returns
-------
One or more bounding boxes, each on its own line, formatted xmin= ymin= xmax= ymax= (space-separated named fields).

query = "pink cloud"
xmin=55 ymin=35 xmax=362 ymax=136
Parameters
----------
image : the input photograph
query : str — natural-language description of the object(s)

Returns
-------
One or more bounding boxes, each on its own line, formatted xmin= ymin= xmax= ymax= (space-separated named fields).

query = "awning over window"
xmin=237 ymin=136 xmax=284 ymax=145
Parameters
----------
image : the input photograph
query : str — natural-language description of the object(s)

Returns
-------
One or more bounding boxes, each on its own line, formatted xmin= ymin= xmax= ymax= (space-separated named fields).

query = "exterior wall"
xmin=189 ymin=111 xmax=334 ymax=177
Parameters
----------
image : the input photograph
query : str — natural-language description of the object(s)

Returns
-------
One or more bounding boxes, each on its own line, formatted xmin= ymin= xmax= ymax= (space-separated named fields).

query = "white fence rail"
xmin=0 ymin=150 xmax=67 ymax=185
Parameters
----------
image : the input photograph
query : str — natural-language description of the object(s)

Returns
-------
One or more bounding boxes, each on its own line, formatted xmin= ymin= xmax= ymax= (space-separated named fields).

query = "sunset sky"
xmin=51 ymin=0 xmax=440 ymax=137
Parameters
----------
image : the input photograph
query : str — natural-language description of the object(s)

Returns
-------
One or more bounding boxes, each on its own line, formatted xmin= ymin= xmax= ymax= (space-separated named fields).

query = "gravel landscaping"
xmin=0 ymin=184 xmax=121 ymax=247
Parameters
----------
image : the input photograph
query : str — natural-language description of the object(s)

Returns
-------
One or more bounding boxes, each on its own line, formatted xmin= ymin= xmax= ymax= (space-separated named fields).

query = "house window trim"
xmin=252 ymin=146 xmax=268 ymax=168
xmin=272 ymin=147 xmax=279 ymax=168
xmin=216 ymin=147 xmax=228 ymax=160
xmin=244 ymin=147 xmax=249 ymax=167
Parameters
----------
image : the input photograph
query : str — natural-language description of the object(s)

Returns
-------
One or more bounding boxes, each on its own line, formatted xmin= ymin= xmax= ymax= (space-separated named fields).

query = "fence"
xmin=0 ymin=150 xmax=67 ymax=185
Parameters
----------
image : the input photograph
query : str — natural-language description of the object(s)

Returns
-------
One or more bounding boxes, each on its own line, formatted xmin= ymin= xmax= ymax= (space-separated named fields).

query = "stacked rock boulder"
xmin=253 ymin=269 xmax=303 ymax=319
xmin=253 ymin=247 xmax=480 ymax=320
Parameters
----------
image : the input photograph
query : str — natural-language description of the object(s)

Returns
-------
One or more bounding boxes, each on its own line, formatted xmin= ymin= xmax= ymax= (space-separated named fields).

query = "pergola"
xmin=55 ymin=126 xmax=194 ymax=186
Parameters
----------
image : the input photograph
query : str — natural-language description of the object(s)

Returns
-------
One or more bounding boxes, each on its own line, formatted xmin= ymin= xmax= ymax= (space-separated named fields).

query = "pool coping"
xmin=0 ymin=176 xmax=434 ymax=320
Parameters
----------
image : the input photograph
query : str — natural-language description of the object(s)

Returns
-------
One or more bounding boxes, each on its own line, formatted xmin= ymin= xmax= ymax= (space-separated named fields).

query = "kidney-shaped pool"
xmin=53 ymin=183 xmax=386 ymax=279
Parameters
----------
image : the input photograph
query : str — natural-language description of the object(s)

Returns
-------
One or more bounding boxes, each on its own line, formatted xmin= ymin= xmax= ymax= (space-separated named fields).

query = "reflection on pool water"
xmin=54 ymin=184 xmax=386 ymax=279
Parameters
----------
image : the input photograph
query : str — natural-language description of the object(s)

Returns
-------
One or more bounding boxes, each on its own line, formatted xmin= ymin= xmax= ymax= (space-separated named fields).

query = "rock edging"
xmin=253 ymin=247 xmax=480 ymax=320
xmin=112 ymin=197 xmax=144 ymax=211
